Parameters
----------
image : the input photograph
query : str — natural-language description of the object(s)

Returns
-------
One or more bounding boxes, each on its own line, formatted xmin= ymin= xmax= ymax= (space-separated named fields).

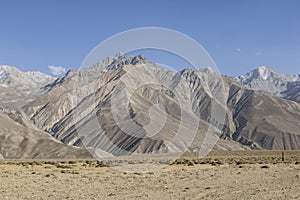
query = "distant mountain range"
xmin=0 ymin=65 xmax=55 ymax=106
xmin=0 ymin=56 xmax=299 ymax=159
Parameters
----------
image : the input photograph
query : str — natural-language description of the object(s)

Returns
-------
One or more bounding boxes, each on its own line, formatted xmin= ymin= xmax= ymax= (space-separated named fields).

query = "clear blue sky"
xmin=1 ymin=0 xmax=300 ymax=76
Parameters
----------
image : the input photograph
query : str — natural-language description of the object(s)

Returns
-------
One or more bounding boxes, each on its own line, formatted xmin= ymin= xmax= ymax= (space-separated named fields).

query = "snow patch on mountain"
xmin=0 ymin=65 xmax=55 ymax=87
xmin=258 ymin=66 xmax=270 ymax=80
xmin=0 ymin=65 xmax=56 ymax=104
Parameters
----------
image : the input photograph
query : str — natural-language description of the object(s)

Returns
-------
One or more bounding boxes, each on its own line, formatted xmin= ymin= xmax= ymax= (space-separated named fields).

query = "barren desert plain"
xmin=0 ymin=150 xmax=299 ymax=200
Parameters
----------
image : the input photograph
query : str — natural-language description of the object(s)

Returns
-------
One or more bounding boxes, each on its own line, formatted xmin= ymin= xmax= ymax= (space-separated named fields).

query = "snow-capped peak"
xmin=0 ymin=65 xmax=56 ymax=104
xmin=235 ymin=66 xmax=294 ymax=84
xmin=235 ymin=66 xmax=300 ymax=98
xmin=257 ymin=66 xmax=271 ymax=80
xmin=0 ymin=65 xmax=55 ymax=87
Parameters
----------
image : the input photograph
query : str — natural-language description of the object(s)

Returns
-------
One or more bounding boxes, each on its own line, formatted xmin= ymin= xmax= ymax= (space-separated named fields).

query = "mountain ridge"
xmin=0 ymin=65 xmax=55 ymax=106
xmin=234 ymin=66 xmax=300 ymax=102
xmin=1 ymin=58 xmax=300 ymax=158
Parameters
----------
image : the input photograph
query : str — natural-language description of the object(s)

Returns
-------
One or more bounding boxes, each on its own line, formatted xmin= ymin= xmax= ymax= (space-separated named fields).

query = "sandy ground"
xmin=0 ymin=151 xmax=300 ymax=200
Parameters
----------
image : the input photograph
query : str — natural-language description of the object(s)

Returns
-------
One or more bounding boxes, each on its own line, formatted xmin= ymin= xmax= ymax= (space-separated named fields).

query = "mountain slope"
xmin=22 ymin=54 xmax=148 ymax=131
xmin=227 ymin=82 xmax=300 ymax=149
xmin=0 ymin=107 xmax=93 ymax=159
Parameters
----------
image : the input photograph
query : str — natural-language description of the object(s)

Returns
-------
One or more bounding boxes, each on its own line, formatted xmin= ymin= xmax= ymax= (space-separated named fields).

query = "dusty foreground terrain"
xmin=0 ymin=151 xmax=300 ymax=200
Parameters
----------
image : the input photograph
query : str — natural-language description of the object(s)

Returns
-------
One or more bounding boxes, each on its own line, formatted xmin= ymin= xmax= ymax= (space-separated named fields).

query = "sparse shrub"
xmin=187 ymin=161 xmax=194 ymax=166
xmin=22 ymin=163 xmax=29 ymax=167
xmin=44 ymin=161 xmax=58 ymax=165
xmin=96 ymin=160 xmax=106 ymax=167
xmin=60 ymin=170 xmax=79 ymax=174
xmin=235 ymin=161 xmax=242 ymax=165
xmin=261 ymin=165 xmax=270 ymax=169
xmin=56 ymin=165 xmax=72 ymax=169
xmin=85 ymin=160 xmax=93 ymax=165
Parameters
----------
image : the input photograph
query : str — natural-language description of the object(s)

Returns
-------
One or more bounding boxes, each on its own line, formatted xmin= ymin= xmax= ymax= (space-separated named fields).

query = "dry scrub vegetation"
xmin=0 ymin=150 xmax=300 ymax=200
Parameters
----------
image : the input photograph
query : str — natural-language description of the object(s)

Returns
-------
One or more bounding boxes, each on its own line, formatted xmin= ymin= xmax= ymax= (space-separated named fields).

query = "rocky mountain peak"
xmin=104 ymin=54 xmax=149 ymax=71
xmin=235 ymin=66 xmax=300 ymax=101
xmin=257 ymin=66 xmax=273 ymax=80
xmin=0 ymin=65 xmax=56 ymax=105
xmin=0 ymin=65 xmax=55 ymax=86
xmin=200 ymin=66 xmax=218 ymax=75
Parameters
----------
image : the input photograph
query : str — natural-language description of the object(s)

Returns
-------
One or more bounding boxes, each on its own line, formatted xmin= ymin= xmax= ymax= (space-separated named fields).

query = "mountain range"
xmin=0 ymin=65 xmax=55 ymax=103
xmin=0 ymin=55 xmax=299 ymax=159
